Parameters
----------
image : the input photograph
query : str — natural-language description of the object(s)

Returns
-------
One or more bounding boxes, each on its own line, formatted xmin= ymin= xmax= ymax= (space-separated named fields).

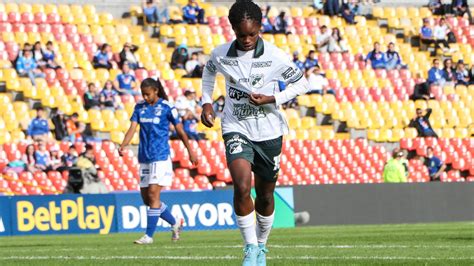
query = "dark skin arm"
xmin=175 ymin=123 xmax=198 ymax=166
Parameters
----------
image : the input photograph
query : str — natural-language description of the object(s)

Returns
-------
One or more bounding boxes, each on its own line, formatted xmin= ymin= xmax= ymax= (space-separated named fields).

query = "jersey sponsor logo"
xmin=205 ymin=60 xmax=217 ymax=73
xmin=252 ymin=61 xmax=272 ymax=68
xmin=281 ymin=67 xmax=297 ymax=80
xmin=250 ymin=74 xmax=264 ymax=89
xmin=140 ymin=117 xmax=161 ymax=124
xmin=232 ymin=104 xmax=266 ymax=120
xmin=227 ymin=134 xmax=248 ymax=145
xmin=220 ymin=58 xmax=239 ymax=66
xmin=228 ymin=87 xmax=249 ymax=101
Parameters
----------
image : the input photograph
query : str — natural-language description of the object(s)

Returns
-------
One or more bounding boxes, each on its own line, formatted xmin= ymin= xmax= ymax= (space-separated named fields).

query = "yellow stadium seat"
xmin=321 ymin=128 xmax=335 ymax=140
xmin=83 ymin=4 xmax=96 ymax=16
xmin=373 ymin=7 xmax=383 ymax=18
xmin=99 ymin=13 xmax=113 ymax=25
xmin=110 ymin=131 xmax=124 ymax=144
xmin=19 ymin=3 xmax=32 ymax=13
xmin=5 ymin=3 xmax=19 ymax=13
xmin=295 ymin=129 xmax=309 ymax=140
xmin=216 ymin=6 xmax=229 ymax=17
xmin=0 ymin=130 xmax=11 ymax=145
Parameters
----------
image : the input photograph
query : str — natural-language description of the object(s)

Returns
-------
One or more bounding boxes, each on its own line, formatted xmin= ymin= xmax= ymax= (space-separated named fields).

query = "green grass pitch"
xmin=1 ymin=222 xmax=473 ymax=265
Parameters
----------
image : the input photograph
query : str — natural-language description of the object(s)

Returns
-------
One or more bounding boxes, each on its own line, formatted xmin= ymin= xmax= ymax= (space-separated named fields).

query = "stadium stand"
xmin=0 ymin=1 xmax=473 ymax=196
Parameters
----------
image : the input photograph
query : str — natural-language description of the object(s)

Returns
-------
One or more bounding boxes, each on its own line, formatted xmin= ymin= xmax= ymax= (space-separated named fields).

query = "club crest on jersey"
xmin=229 ymin=142 xmax=243 ymax=154
xmin=250 ymin=74 xmax=264 ymax=89
xmin=154 ymin=106 xmax=162 ymax=116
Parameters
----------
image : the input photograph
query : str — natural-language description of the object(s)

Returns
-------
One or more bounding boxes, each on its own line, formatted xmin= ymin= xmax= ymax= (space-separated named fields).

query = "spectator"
xmin=51 ymin=110 xmax=67 ymax=141
xmin=171 ymin=44 xmax=189 ymax=70
xmin=428 ymin=0 xmax=446 ymax=15
xmin=306 ymin=65 xmax=334 ymax=95
xmin=261 ymin=6 xmax=274 ymax=33
xmin=455 ymin=60 xmax=470 ymax=86
xmin=366 ymin=42 xmax=386 ymax=69
xmin=50 ymin=146 xmax=63 ymax=171
xmin=59 ymin=145 xmax=78 ymax=172
xmin=274 ymin=11 xmax=289 ymax=34
xmin=385 ymin=42 xmax=404 ymax=70
xmin=325 ymin=0 xmax=340 ymax=16
xmin=180 ymin=110 xmax=203 ymax=140
xmin=433 ymin=18 xmax=451 ymax=53
xmin=383 ymin=149 xmax=407 ymax=183
xmin=442 ymin=58 xmax=456 ymax=82
xmin=452 ymin=0 xmax=473 ymax=24
xmin=182 ymin=0 xmax=205 ymax=24
xmin=409 ymin=108 xmax=438 ymax=137
xmin=119 ymin=43 xmax=141 ymax=69
xmin=420 ymin=18 xmax=436 ymax=53
xmin=13 ymin=42 xmax=32 ymax=66
xmin=293 ymin=51 xmax=305 ymax=70
xmin=114 ymin=62 xmax=138 ymax=95
xmin=427 ymin=59 xmax=446 ymax=85
xmin=400 ymin=149 xmax=409 ymax=178
xmin=142 ymin=0 xmax=169 ymax=24
xmin=341 ymin=2 xmax=357 ymax=24
xmin=469 ymin=64 xmax=474 ymax=83
xmin=175 ymin=88 xmax=198 ymax=117
xmin=93 ymin=43 xmax=116 ymax=70
xmin=411 ymin=79 xmax=433 ymax=100
xmin=425 ymin=147 xmax=446 ymax=181
xmin=84 ymin=82 xmax=101 ymax=110
xmin=27 ymin=107 xmax=49 ymax=141
xmin=304 ymin=50 xmax=319 ymax=70
xmin=66 ymin=113 xmax=85 ymax=143
xmin=16 ymin=49 xmax=45 ymax=87
xmin=316 ymin=25 xmax=331 ymax=52
xmin=312 ymin=0 xmax=324 ymax=13
xmin=328 ymin=27 xmax=348 ymax=53
xmin=100 ymin=80 xmax=122 ymax=109
xmin=34 ymin=141 xmax=52 ymax=171
xmin=42 ymin=41 xmax=60 ymax=69
xmin=213 ymin=95 xmax=225 ymax=118
xmin=22 ymin=144 xmax=39 ymax=173
xmin=74 ymin=144 xmax=108 ymax=194
xmin=32 ymin=41 xmax=46 ymax=69
xmin=185 ymin=52 xmax=200 ymax=76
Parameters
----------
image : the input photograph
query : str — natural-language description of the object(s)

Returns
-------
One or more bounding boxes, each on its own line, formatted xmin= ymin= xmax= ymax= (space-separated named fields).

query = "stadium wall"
xmin=294 ymin=182 xmax=474 ymax=226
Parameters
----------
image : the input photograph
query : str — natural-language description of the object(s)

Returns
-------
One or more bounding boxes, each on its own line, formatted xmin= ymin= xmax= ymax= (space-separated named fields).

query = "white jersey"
xmin=201 ymin=38 xmax=309 ymax=142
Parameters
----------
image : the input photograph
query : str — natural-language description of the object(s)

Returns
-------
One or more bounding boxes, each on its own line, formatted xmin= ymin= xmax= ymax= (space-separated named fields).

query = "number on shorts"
xmin=273 ymin=155 xmax=281 ymax=171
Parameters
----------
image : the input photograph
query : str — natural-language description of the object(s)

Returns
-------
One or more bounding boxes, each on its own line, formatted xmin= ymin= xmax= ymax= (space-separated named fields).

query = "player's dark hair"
xmin=140 ymin=78 xmax=168 ymax=101
xmin=228 ymin=0 xmax=262 ymax=28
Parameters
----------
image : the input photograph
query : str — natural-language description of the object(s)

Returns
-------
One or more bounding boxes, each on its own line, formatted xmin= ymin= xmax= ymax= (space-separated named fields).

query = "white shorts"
xmin=139 ymin=157 xmax=173 ymax=188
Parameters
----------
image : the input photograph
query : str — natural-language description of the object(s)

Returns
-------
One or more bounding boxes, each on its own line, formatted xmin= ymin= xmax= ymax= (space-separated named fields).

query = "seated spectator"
xmin=304 ymin=50 xmax=319 ymax=70
xmin=84 ymin=83 xmax=101 ymax=110
xmin=452 ymin=0 xmax=473 ymax=24
xmin=366 ymin=42 xmax=386 ymax=69
xmin=35 ymin=141 xmax=52 ymax=171
xmin=306 ymin=65 xmax=334 ymax=95
xmin=42 ymin=41 xmax=60 ymax=69
xmin=114 ymin=63 xmax=139 ymax=95
xmin=185 ymin=52 xmax=200 ymax=76
xmin=293 ymin=51 xmax=305 ymax=70
xmin=181 ymin=110 xmax=203 ymax=140
xmin=16 ymin=49 xmax=45 ymax=87
xmin=119 ymin=43 xmax=142 ymax=69
xmin=274 ymin=11 xmax=289 ymax=34
xmin=325 ymin=0 xmax=340 ymax=16
xmin=22 ymin=144 xmax=39 ymax=173
xmin=420 ymin=18 xmax=436 ymax=52
xmin=74 ymin=144 xmax=108 ymax=194
xmin=443 ymin=58 xmax=456 ymax=82
xmin=328 ymin=27 xmax=348 ymax=53
xmin=424 ymin=147 xmax=446 ymax=181
xmin=182 ymin=0 xmax=205 ymax=24
xmin=171 ymin=44 xmax=189 ymax=70
xmin=455 ymin=60 xmax=470 ymax=86
xmin=427 ymin=59 xmax=446 ymax=85
xmin=59 ymin=145 xmax=78 ymax=172
xmin=433 ymin=18 xmax=451 ymax=53
xmin=27 ymin=107 xmax=49 ymax=142
xmin=261 ymin=6 xmax=274 ymax=33
xmin=316 ymin=25 xmax=331 ymax=52
xmin=100 ymin=80 xmax=122 ymax=109
xmin=385 ymin=42 xmax=405 ymax=70
xmin=411 ymin=80 xmax=433 ymax=100
xmin=142 ymin=0 xmax=169 ymax=24
xmin=175 ymin=88 xmax=198 ymax=117
xmin=32 ymin=41 xmax=47 ymax=69
xmin=93 ymin=43 xmax=116 ymax=70
xmin=409 ymin=108 xmax=438 ymax=137
xmin=66 ymin=113 xmax=85 ymax=143
xmin=428 ymin=0 xmax=446 ymax=15
xmin=13 ymin=42 xmax=32 ymax=66
xmin=213 ymin=95 xmax=225 ymax=118
xmin=469 ymin=64 xmax=474 ymax=83
xmin=50 ymin=147 xmax=63 ymax=171
xmin=341 ymin=1 xmax=357 ymax=24
xmin=383 ymin=149 xmax=407 ymax=183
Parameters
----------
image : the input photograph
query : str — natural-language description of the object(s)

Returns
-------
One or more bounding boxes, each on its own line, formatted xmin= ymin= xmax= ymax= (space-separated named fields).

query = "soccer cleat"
xmin=257 ymin=243 xmax=268 ymax=266
xmin=134 ymin=234 xmax=153 ymax=245
xmin=242 ymin=244 xmax=259 ymax=266
xmin=171 ymin=218 xmax=184 ymax=241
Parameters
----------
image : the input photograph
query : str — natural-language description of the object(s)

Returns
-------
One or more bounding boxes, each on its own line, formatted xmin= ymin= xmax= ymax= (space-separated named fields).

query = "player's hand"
xmin=201 ymin=103 xmax=215 ymax=128
xmin=189 ymin=150 xmax=198 ymax=166
xmin=250 ymin=93 xmax=275 ymax=106
xmin=118 ymin=145 xmax=125 ymax=156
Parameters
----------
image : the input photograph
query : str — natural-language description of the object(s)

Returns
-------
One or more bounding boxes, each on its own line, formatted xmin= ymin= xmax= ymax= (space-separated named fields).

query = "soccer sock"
xmin=236 ymin=211 xmax=258 ymax=246
xmin=256 ymin=211 xmax=275 ymax=245
xmin=145 ymin=208 xmax=161 ymax=238
xmin=159 ymin=202 xmax=176 ymax=226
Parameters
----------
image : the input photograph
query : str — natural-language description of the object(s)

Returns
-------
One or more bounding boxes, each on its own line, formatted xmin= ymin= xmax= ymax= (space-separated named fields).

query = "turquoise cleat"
xmin=242 ymin=244 xmax=259 ymax=266
xmin=257 ymin=243 xmax=268 ymax=266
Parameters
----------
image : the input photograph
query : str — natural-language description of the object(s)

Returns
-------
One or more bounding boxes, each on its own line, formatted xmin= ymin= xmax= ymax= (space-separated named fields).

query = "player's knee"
xmin=257 ymin=193 xmax=274 ymax=207
xmin=233 ymin=184 xmax=251 ymax=200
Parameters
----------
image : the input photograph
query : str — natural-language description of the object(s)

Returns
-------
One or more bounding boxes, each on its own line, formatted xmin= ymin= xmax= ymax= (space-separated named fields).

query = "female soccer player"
xmin=119 ymin=78 xmax=198 ymax=244
xmin=200 ymin=0 xmax=309 ymax=265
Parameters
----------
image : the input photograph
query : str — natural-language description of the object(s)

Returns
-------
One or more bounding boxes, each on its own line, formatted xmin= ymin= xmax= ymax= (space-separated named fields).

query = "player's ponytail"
xmin=140 ymin=77 xmax=169 ymax=101
xmin=228 ymin=0 xmax=262 ymax=28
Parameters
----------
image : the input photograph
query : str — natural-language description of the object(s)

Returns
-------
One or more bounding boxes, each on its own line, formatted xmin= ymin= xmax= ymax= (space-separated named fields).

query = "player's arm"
xmin=170 ymin=107 xmax=198 ymax=165
xmin=201 ymin=51 xmax=218 ymax=127
xmin=119 ymin=121 xmax=138 ymax=155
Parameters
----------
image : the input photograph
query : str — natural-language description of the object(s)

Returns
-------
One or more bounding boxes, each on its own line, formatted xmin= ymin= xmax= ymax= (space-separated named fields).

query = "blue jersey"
xmin=34 ymin=151 xmax=50 ymax=166
xmin=131 ymin=99 xmax=181 ymax=163
xmin=27 ymin=117 xmax=49 ymax=136
xmin=116 ymin=73 xmax=136 ymax=90
xmin=426 ymin=156 xmax=442 ymax=176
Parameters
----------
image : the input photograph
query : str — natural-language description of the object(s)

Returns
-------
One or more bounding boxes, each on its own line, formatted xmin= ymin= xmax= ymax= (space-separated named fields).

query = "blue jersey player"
xmin=119 ymin=78 xmax=198 ymax=244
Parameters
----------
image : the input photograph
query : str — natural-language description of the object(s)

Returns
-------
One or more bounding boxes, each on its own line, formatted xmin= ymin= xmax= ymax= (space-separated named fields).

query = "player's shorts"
xmin=223 ymin=132 xmax=282 ymax=182
xmin=139 ymin=157 xmax=173 ymax=188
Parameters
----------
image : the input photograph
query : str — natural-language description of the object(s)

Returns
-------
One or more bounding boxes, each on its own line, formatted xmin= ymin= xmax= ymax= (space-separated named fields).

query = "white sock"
xmin=236 ymin=211 xmax=258 ymax=246
xmin=256 ymin=211 xmax=275 ymax=245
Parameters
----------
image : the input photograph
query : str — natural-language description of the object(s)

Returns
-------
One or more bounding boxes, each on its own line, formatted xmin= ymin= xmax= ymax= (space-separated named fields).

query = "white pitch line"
xmin=0 ymin=255 xmax=473 ymax=261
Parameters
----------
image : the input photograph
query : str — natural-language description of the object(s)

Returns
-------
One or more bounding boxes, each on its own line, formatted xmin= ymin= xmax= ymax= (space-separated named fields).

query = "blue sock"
xmin=145 ymin=208 xmax=161 ymax=238
xmin=159 ymin=202 xmax=176 ymax=226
